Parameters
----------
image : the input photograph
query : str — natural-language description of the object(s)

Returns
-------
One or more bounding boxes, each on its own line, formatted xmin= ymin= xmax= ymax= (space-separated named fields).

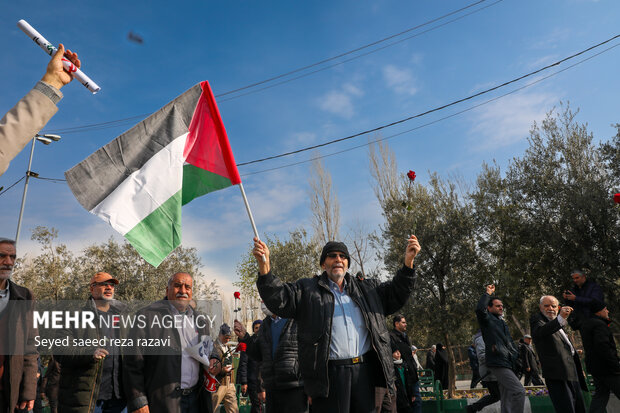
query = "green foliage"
xmin=13 ymin=229 xmax=219 ymax=301
xmin=235 ymin=228 xmax=321 ymax=299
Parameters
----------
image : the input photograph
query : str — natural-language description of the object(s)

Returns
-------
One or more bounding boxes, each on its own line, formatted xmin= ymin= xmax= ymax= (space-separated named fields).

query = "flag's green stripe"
xmin=182 ymin=164 xmax=232 ymax=205
xmin=125 ymin=190 xmax=183 ymax=267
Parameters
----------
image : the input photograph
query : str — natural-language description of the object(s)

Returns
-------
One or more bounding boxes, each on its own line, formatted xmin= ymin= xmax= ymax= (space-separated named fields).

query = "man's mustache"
xmin=176 ymin=293 xmax=189 ymax=298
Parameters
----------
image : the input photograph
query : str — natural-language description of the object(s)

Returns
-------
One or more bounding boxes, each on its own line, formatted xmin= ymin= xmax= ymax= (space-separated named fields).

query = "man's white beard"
xmin=0 ymin=269 xmax=12 ymax=285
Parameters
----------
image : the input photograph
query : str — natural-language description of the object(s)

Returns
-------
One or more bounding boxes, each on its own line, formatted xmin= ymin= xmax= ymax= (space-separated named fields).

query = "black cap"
xmin=320 ymin=241 xmax=350 ymax=265
xmin=590 ymin=300 xmax=607 ymax=314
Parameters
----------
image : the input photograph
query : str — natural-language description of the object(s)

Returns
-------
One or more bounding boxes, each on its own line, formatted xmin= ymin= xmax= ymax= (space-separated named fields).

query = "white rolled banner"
xmin=17 ymin=19 xmax=101 ymax=94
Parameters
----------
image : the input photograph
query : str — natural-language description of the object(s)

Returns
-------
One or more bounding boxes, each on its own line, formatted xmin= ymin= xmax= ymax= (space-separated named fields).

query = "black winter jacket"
xmin=475 ymin=294 xmax=519 ymax=369
xmin=257 ymin=265 xmax=416 ymax=398
xmin=389 ymin=329 xmax=419 ymax=383
xmin=581 ymin=316 xmax=620 ymax=377
xmin=241 ymin=317 xmax=302 ymax=390
xmin=56 ymin=297 xmax=125 ymax=413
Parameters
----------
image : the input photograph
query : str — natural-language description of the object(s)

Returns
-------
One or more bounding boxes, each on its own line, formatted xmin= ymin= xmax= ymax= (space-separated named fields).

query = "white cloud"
xmin=468 ymin=90 xmax=558 ymax=150
xmin=382 ymin=65 xmax=418 ymax=96
xmin=318 ymin=83 xmax=364 ymax=119
xmin=320 ymin=91 xmax=355 ymax=118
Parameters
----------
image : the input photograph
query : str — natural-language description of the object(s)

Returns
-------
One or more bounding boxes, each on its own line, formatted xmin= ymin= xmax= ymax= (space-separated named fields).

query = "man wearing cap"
xmin=0 ymin=238 xmax=37 ymax=412
xmin=56 ymin=271 xmax=127 ymax=413
xmin=530 ymin=295 xmax=587 ymax=413
xmin=581 ymin=300 xmax=620 ymax=412
xmin=253 ymin=236 xmax=421 ymax=413
xmin=519 ymin=334 xmax=542 ymax=386
xmin=211 ymin=323 xmax=238 ymax=413
xmin=124 ymin=272 xmax=219 ymax=413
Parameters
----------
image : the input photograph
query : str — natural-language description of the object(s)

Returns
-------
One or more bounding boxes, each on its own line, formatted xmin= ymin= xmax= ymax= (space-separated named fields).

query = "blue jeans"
xmin=94 ymin=399 xmax=127 ymax=413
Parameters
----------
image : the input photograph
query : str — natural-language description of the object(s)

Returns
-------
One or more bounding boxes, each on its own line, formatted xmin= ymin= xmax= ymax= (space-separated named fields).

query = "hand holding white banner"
xmin=17 ymin=19 xmax=101 ymax=94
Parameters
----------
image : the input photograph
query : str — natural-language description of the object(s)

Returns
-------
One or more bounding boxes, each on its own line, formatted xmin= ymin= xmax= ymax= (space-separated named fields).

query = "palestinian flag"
xmin=65 ymin=81 xmax=241 ymax=267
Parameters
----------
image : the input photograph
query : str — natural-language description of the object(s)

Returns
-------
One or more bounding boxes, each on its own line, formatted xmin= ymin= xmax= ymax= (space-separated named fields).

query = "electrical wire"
xmin=240 ymin=42 xmax=620 ymax=177
xmin=45 ymin=0 xmax=498 ymax=135
xmin=0 ymin=176 xmax=25 ymax=196
xmin=236 ymin=33 xmax=620 ymax=167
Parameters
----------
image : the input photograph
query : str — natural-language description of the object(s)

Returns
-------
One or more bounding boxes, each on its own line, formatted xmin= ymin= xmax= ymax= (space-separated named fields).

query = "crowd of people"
xmin=467 ymin=270 xmax=619 ymax=413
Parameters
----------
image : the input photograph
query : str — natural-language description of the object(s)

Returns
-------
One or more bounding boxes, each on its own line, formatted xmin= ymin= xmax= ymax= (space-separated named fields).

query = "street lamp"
xmin=15 ymin=133 xmax=61 ymax=246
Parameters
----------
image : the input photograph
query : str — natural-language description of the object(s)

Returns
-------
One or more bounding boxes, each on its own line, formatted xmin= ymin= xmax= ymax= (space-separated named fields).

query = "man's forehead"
xmin=171 ymin=273 xmax=192 ymax=283
xmin=0 ymin=243 xmax=16 ymax=253
xmin=542 ymin=297 xmax=558 ymax=305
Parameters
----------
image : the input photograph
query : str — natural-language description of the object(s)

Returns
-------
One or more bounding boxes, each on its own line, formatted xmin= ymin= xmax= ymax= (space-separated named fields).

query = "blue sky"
xmin=1 ymin=0 xmax=619 ymax=296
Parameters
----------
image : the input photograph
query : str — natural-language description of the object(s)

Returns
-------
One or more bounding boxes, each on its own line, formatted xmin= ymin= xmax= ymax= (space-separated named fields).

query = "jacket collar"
xmin=7 ymin=279 xmax=30 ymax=300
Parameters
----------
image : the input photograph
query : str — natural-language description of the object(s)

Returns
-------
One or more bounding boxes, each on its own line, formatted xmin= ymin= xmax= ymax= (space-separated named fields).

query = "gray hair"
xmin=167 ymin=272 xmax=193 ymax=286
xmin=539 ymin=295 xmax=558 ymax=305
xmin=571 ymin=269 xmax=585 ymax=277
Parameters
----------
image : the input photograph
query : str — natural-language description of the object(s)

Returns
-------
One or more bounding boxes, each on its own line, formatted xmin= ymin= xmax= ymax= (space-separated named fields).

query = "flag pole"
xmin=238 ymin=182 xmax=266 ymax=262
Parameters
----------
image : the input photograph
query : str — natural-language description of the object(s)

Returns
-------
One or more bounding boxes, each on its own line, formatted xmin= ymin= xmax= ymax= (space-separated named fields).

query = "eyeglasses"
xmin=91 ymin=281 xmax=116 ymax=287
xmin=326 ymin=253 xmax=347 ymax=260
xmin=0 ymin=253 xmax=16 ymax=260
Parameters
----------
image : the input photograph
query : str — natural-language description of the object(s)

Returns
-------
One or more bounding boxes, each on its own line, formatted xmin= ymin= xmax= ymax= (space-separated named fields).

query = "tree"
xmin=369 ymin=143 xmax=482 ymax=397
xmin=77 ymin=238 xmax=218 ymax=301
xmin=13 ymin=226 xmax=76 ymax=300
xmin=308 ymin=155 xmax=341 ymax=244
xmin=235 ymin=229 xmax=321 ymax=300
xmin=14 ymin=228 xmax=219 ymax=302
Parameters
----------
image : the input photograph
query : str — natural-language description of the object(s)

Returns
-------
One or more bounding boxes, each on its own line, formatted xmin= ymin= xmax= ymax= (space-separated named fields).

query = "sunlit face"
xmin=488 ymin=299 xmax=504 ymax=316
xmin=321 ymin=251 xmax=348 ymax=281
xmin=0 ymin=242 xmax=16 ymax=283
xmin=572 ymin=273 xmax=586 ymax=287
xmin=395 ymin=318 xmax=407 ymax=333
xmin=90 ymin=280 xmax=115 ymax=301
xmin=540 ymin=296 xmax=559 ymax=320
xmin=166 ymin=273 xmax=193 ymax=309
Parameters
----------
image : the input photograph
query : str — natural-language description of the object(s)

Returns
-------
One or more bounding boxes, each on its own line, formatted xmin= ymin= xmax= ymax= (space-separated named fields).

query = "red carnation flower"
xmin=614 ymin=193 xmax=620 ymax=204
xmin=234 ymin=291 xmax=241 ymax=299
xmin=237 ymin=342 xmax=247 ymax=352
xmin=407 ymin=170 xmax=416 ymax=182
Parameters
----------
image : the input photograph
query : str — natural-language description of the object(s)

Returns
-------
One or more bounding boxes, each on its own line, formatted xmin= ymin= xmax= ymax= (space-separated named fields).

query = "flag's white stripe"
xmin=90 ymin=133 xmax=188 ymax=235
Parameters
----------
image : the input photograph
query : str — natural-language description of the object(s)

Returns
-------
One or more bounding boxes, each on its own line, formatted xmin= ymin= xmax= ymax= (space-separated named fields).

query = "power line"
xmin=45 ymin=0 xmax=498 ymax=135
xmin=240 ymin=42 xmax=620 ymax=177
xmin=217 ymin=0 xmax=495 ymax=99
xmin=0 ymin=176 xmax=25 ymax=196
xmin=236 ymin=33 xmax=620 ymax=167
xmin=218 ymin=0 xmax=502 ymax=103
xmin=22 ymin=41 xmax=620 ymax=185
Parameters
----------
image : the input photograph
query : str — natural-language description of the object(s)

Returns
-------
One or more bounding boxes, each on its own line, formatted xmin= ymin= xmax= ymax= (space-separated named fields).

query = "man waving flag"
xmin=65 ymin=81 xmax=241 ymax=266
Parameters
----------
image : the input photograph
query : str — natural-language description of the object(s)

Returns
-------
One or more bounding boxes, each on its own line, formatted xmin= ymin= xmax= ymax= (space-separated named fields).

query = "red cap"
xmin=90 ymin=272 xmax=119 ymax=285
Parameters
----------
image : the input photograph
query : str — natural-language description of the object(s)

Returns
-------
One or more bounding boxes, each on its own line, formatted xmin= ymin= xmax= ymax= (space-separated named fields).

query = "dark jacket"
xmin=519 ymin=342 xmax=539 ymax=374
xmin=44 ymin=357 xmax=61 ymax=402
xmin=572 ymin=279 xmax=604 ymax=319
xmin=2 ymin=281 xmax=38 ymax=410
xmin=530 ymin=312 xmax=587 ymax=390
xmin=433 ymin=343 xmax=449 ymax=389
xmin=475 ymin=294 xmax=518 ymax=369
xmin=56 ymin=297 xmax=125 ymax=413
xmin=581 ymin=316 xmax=620 ymax=377
xmin=257 ymin=265 xmax=416 ymax=398
xmin=393 ymin=362 xmax=415 ymax=412
xmin=242 ymin=317 xmax=302 ymax=391
xmin=389 ymin=329 xmax=419 ymax=384
xmin=123 ymin=299 xmax=216 ymax=413
xmin=425 ymin=350 xmax=435 ymax=371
